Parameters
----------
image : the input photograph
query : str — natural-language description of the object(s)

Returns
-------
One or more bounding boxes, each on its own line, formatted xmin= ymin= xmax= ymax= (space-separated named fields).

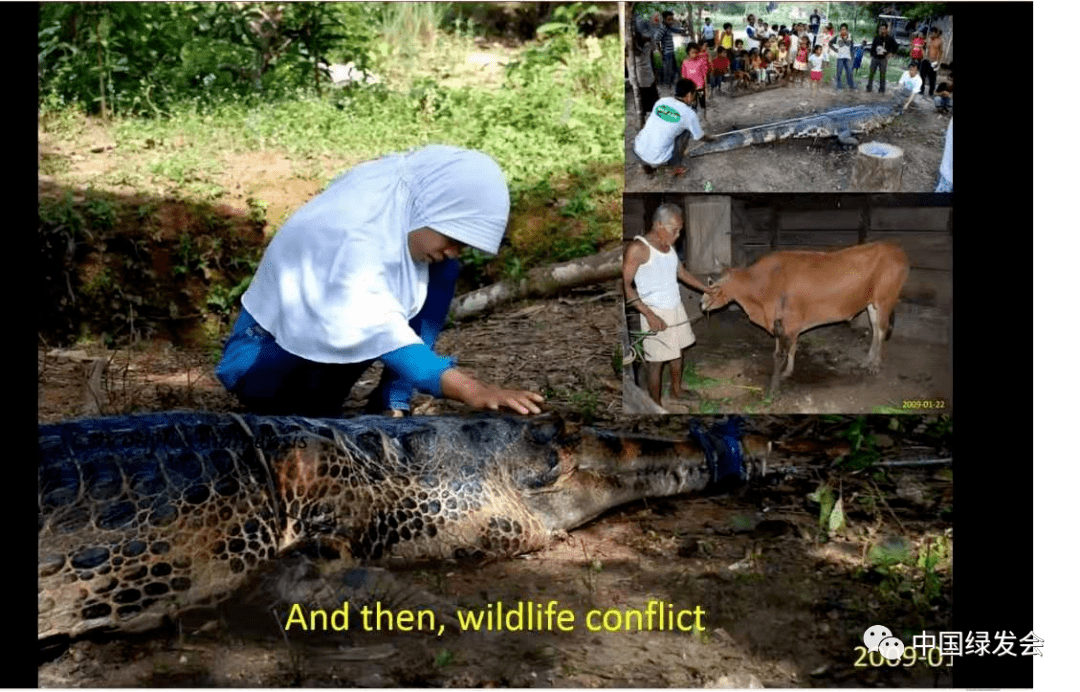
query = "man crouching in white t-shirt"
xmin=633 ymin=78 xmax=716 ymax=177
xmin=622 ymin=203 xmax=718 ymax=407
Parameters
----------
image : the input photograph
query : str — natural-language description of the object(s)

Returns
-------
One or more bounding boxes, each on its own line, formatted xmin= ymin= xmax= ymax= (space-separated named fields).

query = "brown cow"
xmin=699 ymin=242 xmax=909 ymax=395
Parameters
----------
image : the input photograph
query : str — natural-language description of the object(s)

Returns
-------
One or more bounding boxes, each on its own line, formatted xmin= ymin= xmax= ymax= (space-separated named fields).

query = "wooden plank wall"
xmin=683 ymin=195 xmax=732 ymax=275
xmin=622 ymin=195 xmax=649 ymax=239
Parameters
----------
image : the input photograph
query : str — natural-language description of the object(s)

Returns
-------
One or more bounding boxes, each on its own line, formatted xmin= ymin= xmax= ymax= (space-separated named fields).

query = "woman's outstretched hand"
xmin=440 ymin=369 xmax=545 ymax=415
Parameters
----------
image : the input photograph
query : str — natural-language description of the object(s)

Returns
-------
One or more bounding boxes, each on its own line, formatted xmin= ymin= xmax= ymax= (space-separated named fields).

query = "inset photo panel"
xmin=625 ymin=4 xmax=953 ymax=193
xmin=620 ymin=193 xmax=951 ymax=414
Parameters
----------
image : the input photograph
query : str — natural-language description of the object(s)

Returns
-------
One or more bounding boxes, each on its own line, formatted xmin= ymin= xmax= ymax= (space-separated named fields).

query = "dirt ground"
xmin=646 ymin=310 xmax=952 ymax=415
xmin=625 ymin=76 xmax=952 ymax=193
xmin=36 ymin=284 xmax=624 ymax=427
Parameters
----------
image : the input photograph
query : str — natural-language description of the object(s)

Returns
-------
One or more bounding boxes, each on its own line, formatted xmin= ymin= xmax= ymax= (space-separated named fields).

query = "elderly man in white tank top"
xmin=622 ymin=203 xmax=716 ymax=406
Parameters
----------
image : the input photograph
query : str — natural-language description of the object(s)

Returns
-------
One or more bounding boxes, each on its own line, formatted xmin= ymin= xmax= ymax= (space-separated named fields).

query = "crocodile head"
xmin=509 ymin=417 xmax=744 ymax=533
xmin=268 ymin=415 xmax=744 ymax=561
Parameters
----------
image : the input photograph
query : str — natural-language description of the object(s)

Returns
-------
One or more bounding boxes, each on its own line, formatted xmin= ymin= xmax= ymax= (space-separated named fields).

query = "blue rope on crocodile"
xmin=689 ymin=416 xmax=745 ymax=486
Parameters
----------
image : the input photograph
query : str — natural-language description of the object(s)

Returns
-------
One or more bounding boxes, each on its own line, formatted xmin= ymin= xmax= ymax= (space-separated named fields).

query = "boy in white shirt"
xmin=633 ymin=78 xmax=715 ymax=176
xmin=898 ymin=61 xmax=922 ymax=112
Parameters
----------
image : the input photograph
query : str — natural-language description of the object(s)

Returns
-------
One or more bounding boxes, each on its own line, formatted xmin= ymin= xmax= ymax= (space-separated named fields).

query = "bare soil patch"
xmin=658 ymin=310 xmax=952 ymax=415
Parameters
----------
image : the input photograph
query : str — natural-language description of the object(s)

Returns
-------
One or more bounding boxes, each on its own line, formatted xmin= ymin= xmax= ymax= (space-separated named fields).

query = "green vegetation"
xmin=39 ymin=3 xmax=621 ymax=197
xmin=682 ymin=361 xmax=720 ymax=390
xmin=543 ymin=386 xmax=602 ymax=424
xmin=433 ymin=649 xmax=454 ymax=668
xmin=862 ymin=532 xmax=951 ymax=617
xmin=743 ymin=391 xmax=775 ymax=413
xmin=39 ymin=3 xmax=622 ymax=348
xmin=809 ymin=484 xmax=846 ymax=539
xmin=832 ymin=416 xmax=883 ymax=471
xmin=871 ymin=404 xmax=909 ymax=414
xmin=38 ymin=192 xmax=265 ymax=349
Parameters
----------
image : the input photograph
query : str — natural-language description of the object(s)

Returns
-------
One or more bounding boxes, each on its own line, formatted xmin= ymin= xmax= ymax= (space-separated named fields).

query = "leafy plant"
xmin=926 ymin=415 xmax=952 ymax=439
xmin=697 ymin=399 xmax=722 ymax=414
xmin=172 ymin=233 xmax=201 ymax=276
xmin=808 ymin=484 xmax=846 ymax=538
xmin=833 ymin=416 xmax=883 ymax=471
xmin=682 ymin=361 xmax=720 ymax=390
xmin=84 ymin=196 xmax=119 ymax=231
xmin=863 ymin=533 xmax=951 ymax=614
xmin=39 ymin=3 xmax=362 ymax=116
xmin=433 ymin=649 xmax=454 ymax=668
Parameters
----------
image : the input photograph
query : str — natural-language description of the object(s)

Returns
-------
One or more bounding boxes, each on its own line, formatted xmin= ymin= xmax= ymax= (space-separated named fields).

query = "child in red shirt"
xmin=911 ymin=32 xmax=926 ymax=62
xmin=709 ymin=49 xmax=731 ymax=93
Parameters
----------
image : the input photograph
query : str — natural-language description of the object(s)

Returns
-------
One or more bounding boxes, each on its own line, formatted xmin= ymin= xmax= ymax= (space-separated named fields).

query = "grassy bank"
xmin=39 ymin=15 xmax=623 ymax=348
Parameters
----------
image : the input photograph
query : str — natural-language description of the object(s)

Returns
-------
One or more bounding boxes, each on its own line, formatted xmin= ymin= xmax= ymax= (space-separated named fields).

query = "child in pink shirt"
xmin=680 ymin=42 xmax=711 ymax=111
xmin=793 ymin=36 xmax=810 ymax=86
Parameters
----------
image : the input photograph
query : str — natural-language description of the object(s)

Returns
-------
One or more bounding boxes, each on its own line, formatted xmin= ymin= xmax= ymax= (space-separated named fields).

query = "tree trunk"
xmin=684 ymin=2 xmax=695 ymax=44
xmin=95 ymin=10 xmax=108 ymax=119
xmin=624 ymin=2 xmax=642 ymax=129
xmin=449 ymin=248 xmax=623 ymax=321
xmin=940 ymin=16 xmax=953 ymax=64
xmin=312 ymin=30 xmax=322 ymax=97
xmin=852 ymin=142 xmax=904 ymax=191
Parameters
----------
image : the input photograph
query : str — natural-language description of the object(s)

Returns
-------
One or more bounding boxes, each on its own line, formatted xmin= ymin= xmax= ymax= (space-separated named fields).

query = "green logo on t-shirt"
xmin=655 ymin=104 xmax=681 ymax=123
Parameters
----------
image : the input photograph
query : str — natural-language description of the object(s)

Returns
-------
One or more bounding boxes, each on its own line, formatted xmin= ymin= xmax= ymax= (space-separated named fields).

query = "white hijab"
xmin=242 ymin=146 xmax=510 ymax=364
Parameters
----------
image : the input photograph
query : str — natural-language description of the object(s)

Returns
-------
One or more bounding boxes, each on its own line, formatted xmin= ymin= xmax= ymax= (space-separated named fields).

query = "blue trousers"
xmin=835 ymin=58 xmax=854 ymax=89
xmin=216 ymin=258 xmax=460 ymax=416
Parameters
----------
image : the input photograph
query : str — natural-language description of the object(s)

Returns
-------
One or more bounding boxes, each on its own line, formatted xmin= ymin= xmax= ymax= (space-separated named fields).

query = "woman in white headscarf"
xmin=216 ymin=145 xmax=544 ymax=417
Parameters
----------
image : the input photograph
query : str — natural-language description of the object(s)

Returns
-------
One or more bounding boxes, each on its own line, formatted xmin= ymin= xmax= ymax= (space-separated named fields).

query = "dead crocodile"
xmin=690 ymin=96 xmax=904 ymax=156
xmin=39 ymin=412 xmax=745 ymax=641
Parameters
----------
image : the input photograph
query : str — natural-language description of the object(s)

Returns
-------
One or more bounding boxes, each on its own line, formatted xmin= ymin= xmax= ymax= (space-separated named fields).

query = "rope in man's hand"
xmin=626 ymin=314 xmax=708 ymax=363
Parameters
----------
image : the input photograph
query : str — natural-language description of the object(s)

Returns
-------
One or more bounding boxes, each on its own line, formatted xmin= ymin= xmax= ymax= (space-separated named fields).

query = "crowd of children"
xmin=646 ymin=18 xmax=879 ymax=104
xmin=637 ymin=13 xmax=952 ymax=116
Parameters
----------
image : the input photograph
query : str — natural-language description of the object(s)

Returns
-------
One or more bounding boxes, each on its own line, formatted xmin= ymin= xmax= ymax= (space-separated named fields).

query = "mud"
xmin=663 ymin=309 xmax=952 ymax=415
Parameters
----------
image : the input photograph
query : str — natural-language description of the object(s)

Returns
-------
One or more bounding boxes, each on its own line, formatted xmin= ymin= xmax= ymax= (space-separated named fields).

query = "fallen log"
xmin=450 ymin=248 xmax=623 ymax=320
